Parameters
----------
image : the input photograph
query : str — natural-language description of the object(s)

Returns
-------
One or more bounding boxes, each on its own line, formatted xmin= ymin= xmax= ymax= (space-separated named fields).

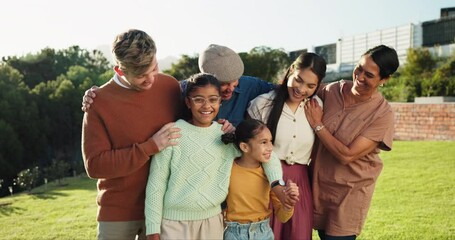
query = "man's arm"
xmin=245 ymin=76 xmax=276 ymax=99
xmin=82 ymin=111 xmax=180 ymax=179
xmin=249 ymin=76 xmax=276 ymax=92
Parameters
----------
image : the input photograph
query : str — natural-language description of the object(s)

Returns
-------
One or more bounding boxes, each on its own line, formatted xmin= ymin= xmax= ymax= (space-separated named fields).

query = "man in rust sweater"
xmin=81 ymin=29 xmax=182 ymax=240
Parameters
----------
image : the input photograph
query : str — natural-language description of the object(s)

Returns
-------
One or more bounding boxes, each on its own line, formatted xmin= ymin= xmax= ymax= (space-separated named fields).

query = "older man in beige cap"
xmin=182 ymin=44 xmax=276 ymax=126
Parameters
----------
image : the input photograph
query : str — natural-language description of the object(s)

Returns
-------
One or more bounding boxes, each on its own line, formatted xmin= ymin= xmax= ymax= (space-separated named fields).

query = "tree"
xmin=0 ymin=46 xmax=112 ymax=194
xmin=2 ymin=46 xmax=111 ymax=89
xmin=399 ymin=48 xmax=436 ymax=100
xmin=31 ymin=70 xmax=87 ymax=172
xmin=380 ymin=74 xmax=411 ymax=102
xmin=44 ymin=158 xmax=70 ymax=185
xmin=427 ymin=52 xmax=455 ymax=96
xmin=2 ymin=48 xmax=59 ymax=88
xmin=0 ymin=120 xmax=24 ymax=179
xmin=163 ymin=54 xmax=199 ymax=80
xmin=385 ymin=48 xmax=455 ymax=101
xmin=240 ymin=46 xmax=291 ymax=83
xmin=0 ymin=64 xmax=45 ymax=176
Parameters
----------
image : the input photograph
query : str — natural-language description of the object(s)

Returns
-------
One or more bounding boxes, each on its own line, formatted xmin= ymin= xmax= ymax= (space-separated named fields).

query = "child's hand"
xmin=283 ymin=180 xmax=299 ymax=210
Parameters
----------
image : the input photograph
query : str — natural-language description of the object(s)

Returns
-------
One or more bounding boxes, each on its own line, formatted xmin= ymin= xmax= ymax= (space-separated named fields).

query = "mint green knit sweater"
xmin=145 ymin=119 xmax=282 ymax=235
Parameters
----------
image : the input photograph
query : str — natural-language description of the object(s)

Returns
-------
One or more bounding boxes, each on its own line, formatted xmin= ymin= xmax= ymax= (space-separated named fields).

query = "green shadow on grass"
xmin=0 ymin=202 xmax=25 ymax=216
xmin=29 ymin=190 xmax=68 ymax=200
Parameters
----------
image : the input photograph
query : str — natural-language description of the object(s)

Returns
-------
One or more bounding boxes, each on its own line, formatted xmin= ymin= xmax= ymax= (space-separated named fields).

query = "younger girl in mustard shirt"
xmin=222 ymin=119 xmax=299 ymax=240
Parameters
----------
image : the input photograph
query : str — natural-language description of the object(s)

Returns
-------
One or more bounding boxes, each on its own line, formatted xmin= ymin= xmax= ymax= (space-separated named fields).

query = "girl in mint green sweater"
xmin=145 ymin=73 xmax=283 ymax=240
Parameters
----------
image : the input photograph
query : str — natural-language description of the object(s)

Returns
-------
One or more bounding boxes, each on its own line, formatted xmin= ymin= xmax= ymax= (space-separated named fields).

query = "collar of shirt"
xmin=113 ymin=74 xmax=131 ymax=89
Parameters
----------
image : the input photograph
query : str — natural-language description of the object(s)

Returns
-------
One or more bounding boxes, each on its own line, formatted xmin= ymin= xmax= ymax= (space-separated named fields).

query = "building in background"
xmin=290 ymin=7 xmax=455 ymax=82
xmin=422 ymin=8 xmax=455 ymax=58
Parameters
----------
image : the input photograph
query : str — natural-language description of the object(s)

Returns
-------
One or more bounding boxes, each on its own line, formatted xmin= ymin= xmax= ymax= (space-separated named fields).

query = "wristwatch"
xmin=271 ymin=179 xmax=286 ymax=188
xmin=314 ymin=124 xmax=325 ymax=133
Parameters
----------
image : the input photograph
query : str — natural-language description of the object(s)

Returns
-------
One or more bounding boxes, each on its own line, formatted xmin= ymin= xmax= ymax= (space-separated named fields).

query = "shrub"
xmin=16 ymin=167 xmax=40 ymax=192
xmin=44 ymin=159 xmax=70 ymax=185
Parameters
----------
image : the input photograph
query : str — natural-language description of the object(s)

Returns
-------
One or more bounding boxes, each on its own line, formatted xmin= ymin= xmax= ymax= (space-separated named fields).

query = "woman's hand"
xmin=304 ymin=98 xmax=323 ymax=128
xmin=283 ymin=180 xmax=299 ymax=210
xmin=285 ymin=180 xmax=299 ymax=201
xmin=273 ymin=181 xmax=299 ymax=210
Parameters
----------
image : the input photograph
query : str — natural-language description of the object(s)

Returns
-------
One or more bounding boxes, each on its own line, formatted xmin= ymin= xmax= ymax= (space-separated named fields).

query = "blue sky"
xmin=1 ymin=0 xmax=453 ymax=61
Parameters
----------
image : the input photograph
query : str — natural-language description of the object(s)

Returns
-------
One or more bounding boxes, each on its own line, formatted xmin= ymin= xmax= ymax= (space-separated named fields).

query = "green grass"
xmin=1 ymin=141 xmax=454 ymax=239
xmin=0 ymin=176 xmax=97 ymax=240
xmin=359 ymin=141 xmax=455 ymax=240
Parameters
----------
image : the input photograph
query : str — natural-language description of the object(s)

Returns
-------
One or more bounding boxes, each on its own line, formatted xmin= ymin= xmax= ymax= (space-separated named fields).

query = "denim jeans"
xmin=224 ymin=218 xmax=274 ymax=240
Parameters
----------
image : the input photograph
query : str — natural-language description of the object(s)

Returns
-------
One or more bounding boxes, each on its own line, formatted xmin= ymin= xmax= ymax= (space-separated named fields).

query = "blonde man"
xmin=82 ymin=29 xmax=182 ymax=240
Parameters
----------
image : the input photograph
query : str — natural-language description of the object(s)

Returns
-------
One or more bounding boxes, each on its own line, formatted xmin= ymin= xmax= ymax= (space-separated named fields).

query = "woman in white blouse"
xmin=247 ymin=52 xmax=326 ymax=240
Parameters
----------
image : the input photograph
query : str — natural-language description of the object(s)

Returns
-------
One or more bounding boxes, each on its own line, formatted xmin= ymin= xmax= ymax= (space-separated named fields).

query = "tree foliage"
xmin=240 ymin=46 xmax=291 ymax=83
xmin=380 ymin=48 xmax=455 ymax=101
xmin=163 ymin=54 xmax=199 ymax=80
xmin=163 ymin=47 xmax=291 ymax=83
xmin=0 ymin=45 xmax=112 ymax=197
xmin=44 ymin=158 xmax=71 ymax=185
xmin=2 ymin=46 xmax=111 ymax=89
xmin=0 ymin=64 xmax=38 ymax=176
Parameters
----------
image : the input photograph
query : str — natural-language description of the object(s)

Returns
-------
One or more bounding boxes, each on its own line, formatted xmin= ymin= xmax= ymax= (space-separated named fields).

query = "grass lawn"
xmin=358 ymin=141 xmax=455 ymax=240
xmin=0 ymin=141 xmax=454 ymax=239
xmin=0 ymin=176 xmax=98 ymax=239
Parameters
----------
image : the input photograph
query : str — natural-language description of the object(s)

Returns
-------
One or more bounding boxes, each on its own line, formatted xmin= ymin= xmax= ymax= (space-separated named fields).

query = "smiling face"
xmin=219 ymin=80 xmax=239 ymax=101
xmin=119 ymin=56 xmax=159 ymax=91
xmin=185 ymin=85 xmax=221 ymax=127
xmin=240 ymin=127 xmax=274 ymax=164
xmin=286 ymin=68 xmax=319 ymax=104
xmin=352 ymin=55 xmax=389 ymax=97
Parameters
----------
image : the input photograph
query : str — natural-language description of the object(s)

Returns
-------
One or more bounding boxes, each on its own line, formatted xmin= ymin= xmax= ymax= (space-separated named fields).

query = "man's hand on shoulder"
xmin=218 ymin=119 xmax=235 ymax=133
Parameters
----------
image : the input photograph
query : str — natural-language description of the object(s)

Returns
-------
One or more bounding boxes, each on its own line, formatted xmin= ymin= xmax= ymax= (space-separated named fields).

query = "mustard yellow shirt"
xmin=225 ymin=161 xmax=293 ymax=223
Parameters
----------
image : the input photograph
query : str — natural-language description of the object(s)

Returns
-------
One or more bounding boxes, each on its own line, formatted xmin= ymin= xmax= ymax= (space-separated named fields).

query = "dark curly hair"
xmin=222 ymin=119 xmax=268 ymax=150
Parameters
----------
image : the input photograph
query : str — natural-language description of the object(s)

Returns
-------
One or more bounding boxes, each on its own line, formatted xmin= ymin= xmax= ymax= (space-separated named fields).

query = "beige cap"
xmin=198 ymin=44 xmax=244 ymax=83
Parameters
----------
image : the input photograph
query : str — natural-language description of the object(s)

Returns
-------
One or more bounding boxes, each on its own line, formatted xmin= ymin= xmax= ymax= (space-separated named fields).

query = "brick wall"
xmin=390 ymin=103 xmax=455 ymax=140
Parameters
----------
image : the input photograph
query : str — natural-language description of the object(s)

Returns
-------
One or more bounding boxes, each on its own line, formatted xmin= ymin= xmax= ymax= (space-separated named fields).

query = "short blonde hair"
xmin=112 ymin=29 xmax=157 ymax=76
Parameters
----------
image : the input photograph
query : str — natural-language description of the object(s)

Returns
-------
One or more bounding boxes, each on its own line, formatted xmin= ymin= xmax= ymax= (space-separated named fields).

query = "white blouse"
xmin=247 ymin=91 xmax=323 ymax=165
